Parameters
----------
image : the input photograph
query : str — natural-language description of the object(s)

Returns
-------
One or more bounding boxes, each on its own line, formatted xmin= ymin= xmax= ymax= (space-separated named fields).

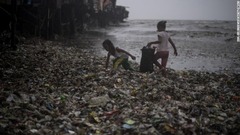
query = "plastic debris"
xmin=90 ymin=111 xmax=101 ymax=123
xmin=0 ymin=38 xmax=239 ymax=135
xmin=124 ymin=119 xmax=135 ymax=125
xmin=88 ymin=95 xmax=111 ymax=107
xmin=122 ymin=124 xmax=134 ymax=129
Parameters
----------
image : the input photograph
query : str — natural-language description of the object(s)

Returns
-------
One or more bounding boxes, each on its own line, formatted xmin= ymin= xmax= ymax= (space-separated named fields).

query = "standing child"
xmin=147 ymin=21 xmax=178 ymax=76
xmin=102 ymin=39 xmax=136 ymax=70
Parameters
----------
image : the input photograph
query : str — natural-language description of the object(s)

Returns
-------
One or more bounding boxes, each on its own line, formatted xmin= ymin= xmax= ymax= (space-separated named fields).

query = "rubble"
xmin=0 ymin=39 xmax=240 ymax=134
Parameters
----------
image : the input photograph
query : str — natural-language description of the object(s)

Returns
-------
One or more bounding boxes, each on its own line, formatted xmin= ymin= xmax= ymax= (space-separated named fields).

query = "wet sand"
xmin=74 ymin=20 xmax=240 ymax=73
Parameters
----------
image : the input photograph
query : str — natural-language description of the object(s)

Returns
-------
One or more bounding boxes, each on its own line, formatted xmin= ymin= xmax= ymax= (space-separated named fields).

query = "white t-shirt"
xmin=156 ymin=31 xmax=170 ymax=52
xmin=113 ymin=47 xmax=129 ymax=59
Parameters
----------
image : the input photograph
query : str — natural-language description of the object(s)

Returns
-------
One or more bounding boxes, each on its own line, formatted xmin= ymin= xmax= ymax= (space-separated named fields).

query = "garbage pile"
xmin=0 ymin=40 xmax=240 ymax=134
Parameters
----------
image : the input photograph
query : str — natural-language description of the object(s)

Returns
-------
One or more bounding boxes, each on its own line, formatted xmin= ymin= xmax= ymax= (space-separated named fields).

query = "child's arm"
xmin=116 ymin=47 xmax=136 ymax=60
xmin=147 ymin=35 xmax=162 ymax=47
xmin=105 ymin=53 xmax=111 ymax=69
xmin=169 ymin=37 xmax=178 ymax=56
xmin=147 ymin=41 xmax=161 ymax=47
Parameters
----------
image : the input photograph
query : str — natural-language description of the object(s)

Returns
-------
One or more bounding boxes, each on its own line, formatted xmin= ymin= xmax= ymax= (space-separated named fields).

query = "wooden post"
xmin=56 ymin=0 xmax=62 ymax=35
xmin=11 ymin=0 xmax=17 ymax=50
xmin=37 ymin=7 xmax=40 ymax=37
xmin=47 ymin=2 xmax=50 ymax=39
xmin=69 ymin=1 xmax=75 ymax=36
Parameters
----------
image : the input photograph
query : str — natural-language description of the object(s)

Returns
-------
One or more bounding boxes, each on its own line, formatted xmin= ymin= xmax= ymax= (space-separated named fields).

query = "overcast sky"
xmin=117 ymin=0 xmax=237 ymax=20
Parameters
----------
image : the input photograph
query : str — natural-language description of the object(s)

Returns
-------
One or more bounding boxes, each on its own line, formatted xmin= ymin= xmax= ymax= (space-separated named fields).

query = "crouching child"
xmin=102 ymin=39 xmax=136 ymax=70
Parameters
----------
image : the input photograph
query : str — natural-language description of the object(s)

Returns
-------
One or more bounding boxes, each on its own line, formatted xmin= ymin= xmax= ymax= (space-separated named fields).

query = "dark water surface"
xmin=77 ymin=20 xmax=239 ymax=73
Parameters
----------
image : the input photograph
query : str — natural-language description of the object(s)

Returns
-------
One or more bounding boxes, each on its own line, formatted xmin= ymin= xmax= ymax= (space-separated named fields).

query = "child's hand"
xmin=174 ymin=50 xmax=178 ymax=56
xmin=147 ymin=43 xmax=151 ymax=47
xmin=131 ymin=56 xmax=136 ymax=60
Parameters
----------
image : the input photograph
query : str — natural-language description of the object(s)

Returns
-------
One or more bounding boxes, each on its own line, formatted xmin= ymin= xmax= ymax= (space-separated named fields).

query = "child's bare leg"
xmin=161 ymin=57 xmax=168 ymax=77
xmin=160 ymin=51 xmax=169 ymax=77
xmin=153 ymin=52 xmax=163 ymax=69
xmin=153 ymin=59 xmax=163 ymax=69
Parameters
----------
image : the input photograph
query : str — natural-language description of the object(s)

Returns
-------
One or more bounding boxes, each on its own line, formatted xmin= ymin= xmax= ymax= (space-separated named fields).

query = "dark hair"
xmin=102 ymin=39 xmax=112 ymax=46
xmin=102 ymin=39 xmax=116 ymax=55
xmin=157 ymin=21 xmax=167 ymax=30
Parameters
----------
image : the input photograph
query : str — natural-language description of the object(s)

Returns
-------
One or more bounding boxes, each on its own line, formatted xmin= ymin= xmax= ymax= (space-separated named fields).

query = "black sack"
xmin=140 ymin=46 xmax=155 ymax=73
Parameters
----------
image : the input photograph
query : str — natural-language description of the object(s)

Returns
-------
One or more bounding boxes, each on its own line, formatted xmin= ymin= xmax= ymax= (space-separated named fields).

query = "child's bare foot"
xmin=162 ymin=71 xmax=167 ymax=77
xmin=161 ymin=68 xmax=167 ymax=77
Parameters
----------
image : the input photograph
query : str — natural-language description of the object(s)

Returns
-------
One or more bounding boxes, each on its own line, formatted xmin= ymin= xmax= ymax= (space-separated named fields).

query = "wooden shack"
xmin=0 ymin=0 xmax=128 ymax=43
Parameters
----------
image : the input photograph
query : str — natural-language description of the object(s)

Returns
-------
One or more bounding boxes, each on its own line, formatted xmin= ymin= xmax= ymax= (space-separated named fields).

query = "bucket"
xmin=140 ymin=46 xmax=155 ymax=73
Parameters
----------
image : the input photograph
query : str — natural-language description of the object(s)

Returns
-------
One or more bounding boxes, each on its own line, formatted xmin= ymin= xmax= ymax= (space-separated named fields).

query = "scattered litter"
xmin=0 ymin=39 xmax=239 ymax=134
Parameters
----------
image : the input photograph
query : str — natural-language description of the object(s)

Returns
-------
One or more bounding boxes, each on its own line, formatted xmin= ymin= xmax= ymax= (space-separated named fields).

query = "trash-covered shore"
xmin=0 ymin=39 xmax=240 ymax=135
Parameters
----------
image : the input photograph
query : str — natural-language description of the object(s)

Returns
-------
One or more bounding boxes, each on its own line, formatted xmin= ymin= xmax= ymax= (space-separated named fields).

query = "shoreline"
xmin=79 ymin=20 xmax=239 ymax=74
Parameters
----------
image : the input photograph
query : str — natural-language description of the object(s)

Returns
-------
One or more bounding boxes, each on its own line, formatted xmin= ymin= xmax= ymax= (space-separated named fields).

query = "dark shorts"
xmin=113 ymin=57 xmax=133 ymax=70
xmin=154 ymin=51 xmax=169 ymax=59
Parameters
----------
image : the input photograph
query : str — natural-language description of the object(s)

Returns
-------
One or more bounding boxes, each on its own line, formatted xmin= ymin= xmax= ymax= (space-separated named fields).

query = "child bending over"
xmin=102 ymin=39 xmax=136 ymax=70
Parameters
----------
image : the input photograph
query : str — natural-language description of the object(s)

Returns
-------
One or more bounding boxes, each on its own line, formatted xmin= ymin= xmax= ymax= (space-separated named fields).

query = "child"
xmin=147 ymin=21 xmax=178 ymax=76
xmin=102 ymin=39 xmax=136 ymax=70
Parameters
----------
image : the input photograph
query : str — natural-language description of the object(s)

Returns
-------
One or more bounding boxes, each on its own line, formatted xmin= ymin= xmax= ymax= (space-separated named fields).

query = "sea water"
xmin=81 ymin=20 xmax=239 ymax=73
